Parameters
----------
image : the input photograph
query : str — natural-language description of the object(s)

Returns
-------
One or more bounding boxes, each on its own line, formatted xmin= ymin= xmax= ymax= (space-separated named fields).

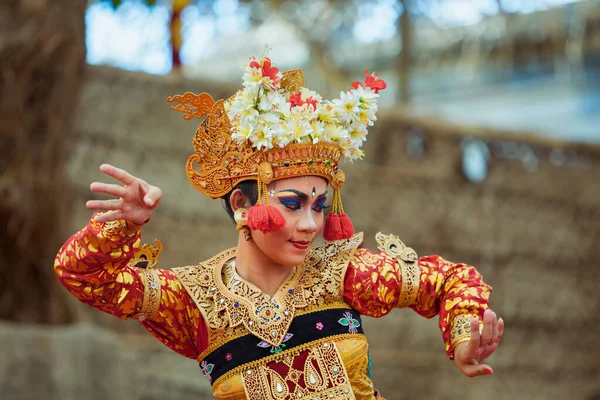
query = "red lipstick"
xmin=290 ymin=241 xmax=309 ymax=250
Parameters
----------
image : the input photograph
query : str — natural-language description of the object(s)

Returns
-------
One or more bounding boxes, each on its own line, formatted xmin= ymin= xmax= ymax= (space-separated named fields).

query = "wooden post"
xmin=398 ymin=0 xmax=412 ymax=104
xmin=0 ymin=0 xmax=86 ymax=324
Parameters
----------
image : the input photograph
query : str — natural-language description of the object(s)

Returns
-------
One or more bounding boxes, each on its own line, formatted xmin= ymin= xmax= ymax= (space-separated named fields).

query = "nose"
xmin=297 ymin=207 xmax=317 ymax=233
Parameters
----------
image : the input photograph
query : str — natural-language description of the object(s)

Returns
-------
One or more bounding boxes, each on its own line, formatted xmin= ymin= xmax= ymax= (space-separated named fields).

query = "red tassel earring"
xmin=247 ymin=162 xmax=286 ymax=233
xmin=323 ymin=170 xmax=354 ymax=241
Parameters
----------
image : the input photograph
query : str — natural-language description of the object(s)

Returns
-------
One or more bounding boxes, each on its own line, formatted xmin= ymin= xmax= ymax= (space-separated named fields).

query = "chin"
xmin=278 ymin=251 xmax=309 ymax=268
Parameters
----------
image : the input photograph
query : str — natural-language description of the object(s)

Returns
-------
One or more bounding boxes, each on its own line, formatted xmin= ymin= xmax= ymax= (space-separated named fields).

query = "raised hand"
xmin=86 ymin=164 xmax=162 ymax=225
xmin=453 ymin=308 xmax=504 ymax=377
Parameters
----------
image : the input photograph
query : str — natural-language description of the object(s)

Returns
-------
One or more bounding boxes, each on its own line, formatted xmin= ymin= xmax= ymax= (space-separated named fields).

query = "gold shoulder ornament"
xmin=131 ymin=240 xmax=163 ymax=321
xmin=130 ymin=239 xmax=163 ymax=269
xmin=375 ymin=232 xmax=420 ymax=308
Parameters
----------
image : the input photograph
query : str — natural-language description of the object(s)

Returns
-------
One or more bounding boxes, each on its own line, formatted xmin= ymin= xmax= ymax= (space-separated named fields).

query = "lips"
xmin=290 ymin=240 xmax=310 ymax=250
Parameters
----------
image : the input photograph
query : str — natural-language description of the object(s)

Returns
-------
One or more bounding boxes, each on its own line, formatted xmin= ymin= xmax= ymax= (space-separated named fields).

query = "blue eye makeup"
xmin=277 ymin=195 xmax=329 ymax=212
xmin=312 ymin=198 xmax=328 ymax=213
xmin=278 ymin=198 xmax=301 ymax=210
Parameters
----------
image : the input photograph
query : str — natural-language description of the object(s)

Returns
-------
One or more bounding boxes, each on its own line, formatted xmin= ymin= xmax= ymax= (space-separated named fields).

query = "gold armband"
xmin=136 ymin=268 xmax=161 ymax=321
xmin=450 ymin=313 xmax=484 ymax=349
xmin=375 ymin=232 xmax=420 ymax=308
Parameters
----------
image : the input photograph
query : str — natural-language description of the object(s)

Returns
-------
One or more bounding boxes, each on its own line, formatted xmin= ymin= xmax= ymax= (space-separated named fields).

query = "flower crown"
xmin=226 ymin=57 xmax=385 ymax=162
xmin=167 ymin=55 xmax=386 ymax=241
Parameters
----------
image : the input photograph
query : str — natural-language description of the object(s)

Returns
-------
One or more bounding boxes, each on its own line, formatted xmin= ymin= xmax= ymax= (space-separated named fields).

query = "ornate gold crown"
xmin=167 ymin=70 xmax=342 ymax=199
xmin=167 ymin=55 xmax=385 ymax=240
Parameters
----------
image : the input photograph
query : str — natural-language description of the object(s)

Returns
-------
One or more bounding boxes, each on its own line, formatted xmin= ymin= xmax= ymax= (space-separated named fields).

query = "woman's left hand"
xmin=453 ymin=308 xmax=504 ymax=377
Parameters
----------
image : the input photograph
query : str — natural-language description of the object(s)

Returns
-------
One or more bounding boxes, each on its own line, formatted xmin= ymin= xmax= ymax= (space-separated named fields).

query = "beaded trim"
xmin=450 ymin=313 xmax=476 ymax=348
xmin=137 ymin=268 xmax=161 ymax=320
xmin=196 ymin=302 xmax=353 ymax=362
xmin=375 ymin=232 xmax=419 ymax=308
xmin=213 ymin=333 xmax=366 ymax=389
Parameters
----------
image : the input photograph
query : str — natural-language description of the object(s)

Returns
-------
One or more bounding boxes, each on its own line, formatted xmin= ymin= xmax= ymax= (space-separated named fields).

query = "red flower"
xmin=249 ymin=60 xmax=261 ymax=70
xmin=352 ymin=69 xmax=387 ymax=93
xmin=305 ymin=96 xmax=318 ymax=110
xmin=289 ymin=92 xmax=304 ymax=108
xmin=248 ymin=57 xmax=280 ymax=86
xmin=225 ymin=353 xmax=232 ymax=361
xmin=289 ymin=92 xmax=318 ymax=110
xmin=261 ymin=58 xmax=279 ymax=83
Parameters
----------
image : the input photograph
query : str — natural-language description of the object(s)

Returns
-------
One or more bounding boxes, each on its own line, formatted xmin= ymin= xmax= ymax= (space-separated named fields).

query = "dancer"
xmin=55 ymin=54 xmax=503 ymax=399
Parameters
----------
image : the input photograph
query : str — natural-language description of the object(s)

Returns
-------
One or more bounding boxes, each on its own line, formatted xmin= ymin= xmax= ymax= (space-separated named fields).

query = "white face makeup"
xmin=251 ymin=176 xmax=328 ymax=268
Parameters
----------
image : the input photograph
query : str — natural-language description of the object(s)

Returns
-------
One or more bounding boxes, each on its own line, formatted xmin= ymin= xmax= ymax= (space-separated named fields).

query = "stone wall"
xmin=0 ymin=321 xmax=212 ymax=400
xmin=18 ymin=65 xmax=600 ymax=400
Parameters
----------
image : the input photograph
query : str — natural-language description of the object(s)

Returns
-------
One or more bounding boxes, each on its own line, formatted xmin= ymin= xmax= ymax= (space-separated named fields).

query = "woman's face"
xmin=252 ymin=175 xmax=328 ymax=267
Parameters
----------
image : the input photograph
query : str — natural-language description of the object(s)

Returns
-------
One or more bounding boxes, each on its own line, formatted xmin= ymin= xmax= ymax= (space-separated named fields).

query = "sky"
xmin=86 ymin=0 xmax=585 ymax=75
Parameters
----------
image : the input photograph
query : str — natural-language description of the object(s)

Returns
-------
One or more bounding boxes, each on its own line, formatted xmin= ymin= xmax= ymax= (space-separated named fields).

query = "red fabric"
xmin=247 ymin=204 xmax=286 ymax=233
xmin=54 ymin=217 xmax=207 ymax=359
xmin=343 ymin=249 xmax=491 ymax=358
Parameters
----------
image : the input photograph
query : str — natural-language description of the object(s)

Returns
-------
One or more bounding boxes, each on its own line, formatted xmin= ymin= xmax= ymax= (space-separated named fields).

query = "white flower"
xmin=353 ymin=85 xmax=379 ymax=110
xmin=289 ymin=113 xmax=313 ymax=143
xmin=324 ymin=124 xmax=349 ymax=145
xmin=259 ymin=111 xmax=281 ymax=125
xmin=317 ymin=104 xmax=336 ymax=123
xmin=228 ymin=88 xmax=258 ymax=121
xmin=242 ymin=64 xmax=264 ymax=89
xmin=332 ymin=91 xmax=360 ymax=124
xmin=248 ymin=123 xmax=274 ymax=150
xmin=232 ymin=121 xmax=253 ymax=143
xmin=348 ymin=124 xmax=367 ymax=147
xmin=310 ymin=120 xmax=326 ymax=143
xmin=357 ymin=108 xmax=377 ymax=126
xmin=344 ymin=146 xmax=365 ymax=162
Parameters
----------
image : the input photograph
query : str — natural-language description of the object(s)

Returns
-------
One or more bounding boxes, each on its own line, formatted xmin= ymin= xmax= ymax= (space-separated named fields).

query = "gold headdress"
xmin=168 ymin=55 xmax=386 ymax=240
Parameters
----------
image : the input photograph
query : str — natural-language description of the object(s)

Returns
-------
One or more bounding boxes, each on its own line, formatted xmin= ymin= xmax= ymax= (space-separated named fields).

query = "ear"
xmin=229 ymin=188 xmax=252 ymax=212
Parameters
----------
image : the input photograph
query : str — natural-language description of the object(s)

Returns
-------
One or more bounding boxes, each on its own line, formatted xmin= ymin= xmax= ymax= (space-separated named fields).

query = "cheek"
xmin=315 ymin=212 xmax=325 ymax=232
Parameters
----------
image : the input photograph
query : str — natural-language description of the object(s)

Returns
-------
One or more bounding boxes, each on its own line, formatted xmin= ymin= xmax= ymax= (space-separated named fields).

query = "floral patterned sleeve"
xmin=343 ymin=241 xmax=491 ymax=358
xmin=54 ymin=216 xmax=208 ymax=359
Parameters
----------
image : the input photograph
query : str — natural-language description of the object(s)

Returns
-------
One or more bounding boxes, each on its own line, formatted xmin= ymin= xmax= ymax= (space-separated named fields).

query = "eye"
xmin=278 ymin=198 xmax=301 ymax=210
xmin=312 ymin=201 xmax=329 ymax=213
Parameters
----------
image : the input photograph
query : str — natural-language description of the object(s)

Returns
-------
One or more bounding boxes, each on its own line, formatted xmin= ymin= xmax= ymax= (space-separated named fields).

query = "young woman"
xmin=55 ymin=56 xmax=503 ymax=399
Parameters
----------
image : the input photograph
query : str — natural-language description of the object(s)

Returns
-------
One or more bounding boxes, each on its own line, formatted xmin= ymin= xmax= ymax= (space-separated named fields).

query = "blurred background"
xmin=1 ymin=0 xmax=599 ymax=399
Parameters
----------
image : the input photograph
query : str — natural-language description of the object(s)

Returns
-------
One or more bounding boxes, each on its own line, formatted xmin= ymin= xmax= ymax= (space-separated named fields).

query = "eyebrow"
xmin=277 ymin=189 xmax=327 ymax=201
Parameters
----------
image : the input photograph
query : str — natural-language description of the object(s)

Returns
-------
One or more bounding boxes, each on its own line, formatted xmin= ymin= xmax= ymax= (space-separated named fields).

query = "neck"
xmin=234 ymin=232 xmax=292 ymax=297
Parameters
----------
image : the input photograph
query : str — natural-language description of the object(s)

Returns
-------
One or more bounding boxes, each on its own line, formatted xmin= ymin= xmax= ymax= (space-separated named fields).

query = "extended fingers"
xmin=495 ymin=317 xmax=504 ymax=344
xmin=86 ymin=199 xmax=122 ymax=211
xmin=90 ymin=182 xmax=127 ymax=198
xmin=481 ymin=309 xmax=497 ymax=346
xmin=100 ymin=164 xmax=135 ymax=185
xmin=93 ymin=210 xmax=123 ymax=223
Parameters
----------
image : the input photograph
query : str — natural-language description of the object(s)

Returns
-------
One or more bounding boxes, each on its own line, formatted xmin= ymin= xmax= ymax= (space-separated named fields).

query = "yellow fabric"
xmin=212 ymin=337 xmax=377 ymax=400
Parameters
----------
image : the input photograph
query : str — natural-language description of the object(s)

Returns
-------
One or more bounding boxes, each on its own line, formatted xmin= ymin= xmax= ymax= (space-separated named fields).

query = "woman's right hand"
xmin=86 ymin=164 xmax=163 ymax=225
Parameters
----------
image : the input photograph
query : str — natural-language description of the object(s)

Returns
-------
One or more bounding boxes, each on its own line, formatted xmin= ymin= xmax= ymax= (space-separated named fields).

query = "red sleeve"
xmin=343 ymin=248 xmax=491 ymax=358
xmin=54 ymin=216 xmax=208 ymax=359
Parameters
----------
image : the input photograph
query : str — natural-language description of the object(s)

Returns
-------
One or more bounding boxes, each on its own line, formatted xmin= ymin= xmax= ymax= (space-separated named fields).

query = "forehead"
xmin=273 ymin=176 xmax=328 ymax=192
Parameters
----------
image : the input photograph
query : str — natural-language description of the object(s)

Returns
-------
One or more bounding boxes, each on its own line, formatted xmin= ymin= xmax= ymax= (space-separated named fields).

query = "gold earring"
xmin=234 ymin=208 xmax=251 ymax=241
xmin=240 ymin=226 xmax=252 ymax=241
xmin=234 ymin=208 xmax=248 ymax=228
